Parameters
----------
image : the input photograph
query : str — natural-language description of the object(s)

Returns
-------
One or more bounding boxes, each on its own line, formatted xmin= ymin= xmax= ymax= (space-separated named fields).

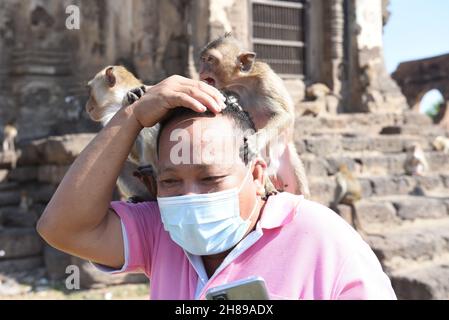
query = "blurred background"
xmin=0 ymin=0 xmax=448 ymax=300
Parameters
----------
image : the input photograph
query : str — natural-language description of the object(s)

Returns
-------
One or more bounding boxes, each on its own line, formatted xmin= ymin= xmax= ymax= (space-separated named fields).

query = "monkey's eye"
xmin=207 ymin=56 xmax=215 ymax=63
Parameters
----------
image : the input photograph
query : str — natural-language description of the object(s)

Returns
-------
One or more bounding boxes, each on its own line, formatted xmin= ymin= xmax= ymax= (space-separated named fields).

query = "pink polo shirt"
xmin=96 ymin=192 xmax=396 ymax=300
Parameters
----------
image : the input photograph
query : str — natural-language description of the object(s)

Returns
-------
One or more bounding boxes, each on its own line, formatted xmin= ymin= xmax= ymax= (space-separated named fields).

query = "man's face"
xmin=156 ymin=114 xmax=262 ymax=221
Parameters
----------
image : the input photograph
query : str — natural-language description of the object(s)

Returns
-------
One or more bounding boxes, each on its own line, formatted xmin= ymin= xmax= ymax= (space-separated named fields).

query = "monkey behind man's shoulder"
xmin=86 ymin=65 xmax=157 ymax=201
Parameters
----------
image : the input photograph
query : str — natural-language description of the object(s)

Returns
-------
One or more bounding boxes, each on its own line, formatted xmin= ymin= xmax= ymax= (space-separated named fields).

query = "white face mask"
xmin=157 ymin=163 xmax=259 ymax=255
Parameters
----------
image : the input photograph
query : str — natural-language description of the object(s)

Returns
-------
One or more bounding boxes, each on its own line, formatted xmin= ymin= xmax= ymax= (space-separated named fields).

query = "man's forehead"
xmin=158 ymin=115 xmax=244 ymax=167
xmin=157 ymin=163 xmax=236 ymax=174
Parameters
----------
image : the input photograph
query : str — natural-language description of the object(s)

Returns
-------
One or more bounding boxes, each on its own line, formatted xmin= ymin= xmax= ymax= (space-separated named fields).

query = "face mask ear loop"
xmin=237 ymin=160 xmax=255 ymax=194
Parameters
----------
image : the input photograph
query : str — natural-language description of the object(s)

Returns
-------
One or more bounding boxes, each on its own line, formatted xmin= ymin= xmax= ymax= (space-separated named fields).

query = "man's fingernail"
xmin=221 ymin=94 xmax=226 ymax=101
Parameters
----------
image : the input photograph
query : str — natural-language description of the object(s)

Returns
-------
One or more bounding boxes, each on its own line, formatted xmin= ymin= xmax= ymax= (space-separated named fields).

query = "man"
xmin=37 ymin=75 xmax=396 ymax=299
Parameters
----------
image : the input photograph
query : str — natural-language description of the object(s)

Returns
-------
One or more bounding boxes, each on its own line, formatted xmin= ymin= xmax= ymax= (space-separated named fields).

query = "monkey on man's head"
xmin=199 ymin=33 xmax=310 ymax=197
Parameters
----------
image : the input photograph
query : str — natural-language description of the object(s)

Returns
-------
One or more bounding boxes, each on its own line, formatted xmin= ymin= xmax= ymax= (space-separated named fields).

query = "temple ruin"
xmin=1 ymin=0 xmax=449 ymax=299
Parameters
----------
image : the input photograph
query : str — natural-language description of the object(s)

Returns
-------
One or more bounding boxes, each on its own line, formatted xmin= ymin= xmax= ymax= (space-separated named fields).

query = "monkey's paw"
xmin=123 ymin=86 xmax=146 ymax=106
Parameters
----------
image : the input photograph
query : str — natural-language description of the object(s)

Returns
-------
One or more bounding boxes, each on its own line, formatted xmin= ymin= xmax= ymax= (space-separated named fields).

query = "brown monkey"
xmin=86 ymin=66 xmax=157 ymax=201
xmin=433 ymin=136 xmax=449 ymax=154
xmin=2 ymin=121 xmax=17 ymax=153
xmin=404 ymin=143 xmax=428 ymax=176
xmin=333 ymin=164 xmax=362 ymax=207
xmin=199 ymin=33 xmax=310 ymax=197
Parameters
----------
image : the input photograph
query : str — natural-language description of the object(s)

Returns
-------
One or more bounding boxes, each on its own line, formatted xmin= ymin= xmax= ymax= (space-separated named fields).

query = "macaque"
xmin=2 ymin=121 xmax=17 ymax=153
xmin=404 ymin=143 xmax=428 ymax=176
xmin=199 ymin=33 xmax=310 ymax=197
xmin=333 ymin=164 xmax=362 ymax=207
xmin=432 ymin=136 xmax=449 ymax=154
xmin=86 ymin=66 xmax=157 ymax=201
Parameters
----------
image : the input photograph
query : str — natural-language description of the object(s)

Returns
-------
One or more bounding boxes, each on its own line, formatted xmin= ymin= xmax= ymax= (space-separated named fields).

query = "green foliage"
xmin=426 ymin=100 xmax=444 ymax=120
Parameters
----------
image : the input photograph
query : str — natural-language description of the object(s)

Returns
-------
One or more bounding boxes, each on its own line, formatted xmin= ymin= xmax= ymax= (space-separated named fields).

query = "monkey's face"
xmin=200 ymin=48 xmax=239 ymax=89
xmin=85 ymin=66 xmax=141 ymax=122
xmin=199 ymin=47 xmax=257 ymax=89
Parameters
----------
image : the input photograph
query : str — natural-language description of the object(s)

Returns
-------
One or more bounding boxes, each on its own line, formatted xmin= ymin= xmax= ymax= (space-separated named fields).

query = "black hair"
xmin=200 ymin=32 xmax=240 ymax=54
xmin=156 ymin=91 xmax=257 ymax=165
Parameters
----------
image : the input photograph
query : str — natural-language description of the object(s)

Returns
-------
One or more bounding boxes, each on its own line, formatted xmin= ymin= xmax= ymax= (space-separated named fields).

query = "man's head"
xmin=155 ymin=92 xmax=267 ymax=223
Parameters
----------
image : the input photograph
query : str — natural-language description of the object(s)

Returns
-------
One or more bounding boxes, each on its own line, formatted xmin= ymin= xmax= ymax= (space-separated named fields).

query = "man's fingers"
xmin=177 ymin=86 xmax=222 ymax=114
xmin=177 ymin=78 xmax=226 ymax=109
xmin=170 ymin=92 xmax=207 ymax=113
xmin=194 ymin=81 xmax=227 ymax=108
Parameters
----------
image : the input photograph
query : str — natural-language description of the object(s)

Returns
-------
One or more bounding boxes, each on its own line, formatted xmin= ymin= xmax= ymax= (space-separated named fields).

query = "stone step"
xmin=0 ymin=206 xmax=39 ymax=228
xmin=355 ymin=196 xmax=449 ymax=231
xmin=390 ymin=256 xmax=449 ymax=300
xmin=297 ymin=134 xmax=441 ymax=156
xmin=0 ymin=228 xmax=43 ymax=259
xmin=303 ymin=151 xmax=449 ymax=177
xmin=0 ymin=256 xmax=43 ymax=274
xmin=308 ymin=175 xmax=449 ymax=205
xmin=0 ymin=190 xmax=21 ymax=206
xmin=294 ymin=112 xmax=434 ymax=136
xmin=366 ymin=218 xmax=449 ymax=266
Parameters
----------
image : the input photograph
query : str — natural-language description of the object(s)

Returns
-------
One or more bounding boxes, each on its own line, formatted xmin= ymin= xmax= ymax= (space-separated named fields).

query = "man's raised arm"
xmin=36 ymin=75 xmax=225 ymax=269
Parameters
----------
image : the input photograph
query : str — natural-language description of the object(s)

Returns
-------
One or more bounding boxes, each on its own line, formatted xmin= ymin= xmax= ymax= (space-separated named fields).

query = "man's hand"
xmin=132 ymin=75 xmax=227 ymax=128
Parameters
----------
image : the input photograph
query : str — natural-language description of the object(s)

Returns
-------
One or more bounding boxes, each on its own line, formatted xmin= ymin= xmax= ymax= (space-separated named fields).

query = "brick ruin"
xmin=0 ymin=0 xmax=448 ymax=299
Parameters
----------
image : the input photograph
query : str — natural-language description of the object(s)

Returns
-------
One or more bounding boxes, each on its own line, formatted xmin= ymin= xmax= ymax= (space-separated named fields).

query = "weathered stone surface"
xmin=391 ymin=261 xmax=449 ymax=300
xmin=0 ymin=228 xmax=43 ymax=259
xmin=392 ymin=54 xmax=449 ymax=114
xmin=0 ymin=181 xmax=18 ymax=192
xmin=354 ymin=200 xmax=398 ymax=229
xmin=0 ymin=206 xmax=38 ymax=228
xmin=305 ymin=137 xmax=342 ymax=157
xmin=392 ymin=197 xmax=448 ymax=221
xmin=309 ymin=179 xmax=336 ymax=205
xmin=37 ymin=165 xmax=70 ymax=184
xmin=7 ymin=166 xmax=38 ymax=182
xmin=70 ymin=256 xmax=148 ymax=289
xmin=26 ymin=184 xmax=57 ymax=204
xmin=0 ymin=190 xmax=20 ymax=206
xmin=43 ymin=245 xmax=72 ymax=281
xmin=32 ymin=134 xmax=95 ymax=165
xmin=302 ymin=157 xmax=329 ymax=177
xmin=367 ymin=220 xmax=449 ymax=262
xmin=0 ymin=256 xmax=43 ymax=273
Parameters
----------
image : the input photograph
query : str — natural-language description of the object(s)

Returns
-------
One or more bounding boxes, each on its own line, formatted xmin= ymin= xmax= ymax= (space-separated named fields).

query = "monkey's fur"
xmin=404 ymin=143 xmax=428 ymax=176
xmin=199 ymin=33 xmax=310 ymax=197
xmin=86 ymin=66 xmax=157 ymax=201
xmin=433 ymin=136 xmax=449 ymax=154
xmin=333 ymin=164 xmax=362 ymax=207
xmin=3 ymin=122 xmax=17 ymax=153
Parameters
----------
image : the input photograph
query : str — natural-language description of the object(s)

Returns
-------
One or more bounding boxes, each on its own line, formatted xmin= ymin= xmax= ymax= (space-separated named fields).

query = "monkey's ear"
xmin=238 ymin=52 xmax=256 ymax=72
xmin=105 ymin=66 xmax=116 ymax=88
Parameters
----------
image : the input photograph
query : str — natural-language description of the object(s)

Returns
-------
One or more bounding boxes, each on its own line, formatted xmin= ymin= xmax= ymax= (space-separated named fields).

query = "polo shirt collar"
xmin=258 ymin=192 xmax=303 ymax=230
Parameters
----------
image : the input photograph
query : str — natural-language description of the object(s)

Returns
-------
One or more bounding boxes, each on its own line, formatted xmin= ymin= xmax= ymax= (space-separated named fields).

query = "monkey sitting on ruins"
xmin=333 ymin=164 xmax=362 ymax=208
xmin=404 ymin=143 xmax=429 ymax=176
xmin=198 ymin=33 xmax=310 ymax=197
xmin=85 ymin=66 xmax=157 ymax=202
xmin=2 ymin=121 xmax=17 ymax=153
xmin=432 ymin=136 xmax=449 ymax=154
